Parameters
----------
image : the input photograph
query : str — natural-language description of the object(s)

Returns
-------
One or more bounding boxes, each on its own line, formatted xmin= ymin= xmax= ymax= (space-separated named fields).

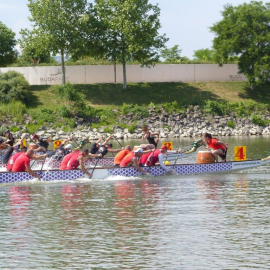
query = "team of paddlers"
xmin=0 ymin=125 xmax=228 ymax=179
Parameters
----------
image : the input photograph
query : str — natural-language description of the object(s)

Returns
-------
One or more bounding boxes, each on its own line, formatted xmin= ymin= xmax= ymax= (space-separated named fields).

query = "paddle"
xmin=90 ymin=158 xmax=100 ymax=179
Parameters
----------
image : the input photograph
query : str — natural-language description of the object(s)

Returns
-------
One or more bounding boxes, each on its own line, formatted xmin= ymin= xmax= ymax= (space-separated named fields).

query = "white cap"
xmin=64 ymin=143 xmax=73 ymax=149
xmin=134 ymin=148 xmax=143 ymax=153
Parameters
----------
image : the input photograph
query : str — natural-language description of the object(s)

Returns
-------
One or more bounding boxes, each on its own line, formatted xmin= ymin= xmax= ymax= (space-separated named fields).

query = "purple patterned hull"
xmin=0 ymin=159 xmax=269 ymax=184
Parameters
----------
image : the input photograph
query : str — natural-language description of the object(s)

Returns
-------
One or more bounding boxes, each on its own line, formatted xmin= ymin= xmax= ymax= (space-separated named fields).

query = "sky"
xmin=0 ymin=0 xmax=267 ymax=59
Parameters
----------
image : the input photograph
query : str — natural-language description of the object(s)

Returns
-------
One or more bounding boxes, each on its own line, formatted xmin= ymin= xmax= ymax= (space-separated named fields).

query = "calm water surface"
xmin=1 ymin=136 xmax=270 ymax=269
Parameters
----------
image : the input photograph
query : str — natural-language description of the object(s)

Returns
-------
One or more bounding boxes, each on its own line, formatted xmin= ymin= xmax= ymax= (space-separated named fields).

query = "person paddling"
xmin=12 ymin=149 xmax=47 ymax=179
xmin=202 ymin=132 xmax=228 ymax=162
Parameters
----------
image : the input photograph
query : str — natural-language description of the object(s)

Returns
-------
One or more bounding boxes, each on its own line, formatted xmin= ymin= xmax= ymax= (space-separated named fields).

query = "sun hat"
xmin=134 ymin=148 xmax=143 ymax=153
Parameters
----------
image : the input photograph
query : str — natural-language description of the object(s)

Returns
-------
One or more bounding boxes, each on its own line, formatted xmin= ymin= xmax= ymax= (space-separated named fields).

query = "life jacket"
xmin=60 ymin=152 xmax=77 ymax=170
xmin=120 ymin=152 xmax=136 ymax=167
xmin=66 ymin=151 xmax=82 ymax=170
xmin=114 ymin=149 xmax=130 ymax=165
xmin=146 ymin=150 xmax=161 ymax=166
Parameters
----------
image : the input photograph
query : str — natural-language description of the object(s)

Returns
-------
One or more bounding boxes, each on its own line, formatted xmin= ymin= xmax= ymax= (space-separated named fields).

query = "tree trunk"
xmin=61 ymin=49 xmax=66 ymax=85
xmin=122 ymin=48 xmax=127 ymax=89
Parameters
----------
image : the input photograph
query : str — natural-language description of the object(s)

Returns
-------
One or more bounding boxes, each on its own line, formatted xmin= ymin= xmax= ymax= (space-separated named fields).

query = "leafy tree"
xmin=193 ymin=48 xmax=214 ymax=62
xmin=20 ymin=0 xmax=91 ymax=84
xmin=17 ymin=46 xmax=55 ymax=66
xmin=210 ymin=1 xmax=270 ymax=89
xmin=93 ymin=0 xmax=168 ymax=89
xmin=0 ymin=22 xmax=17 ymax=67
xmin=161 ymin=45 xmax=182 ymax=63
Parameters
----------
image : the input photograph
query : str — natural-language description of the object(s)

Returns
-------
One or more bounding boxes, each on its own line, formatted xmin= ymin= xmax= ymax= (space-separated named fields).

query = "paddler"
xmin=120 ymin=148 xmax=149 ymax=174
xmin=60 ymin=149 xmax=101 ymax=178
xmin=12 ymin=149 xmax=47 ymax=179
xmin=142 ymin=125 xmax=160 ymax=148
xmin=202 ymin=132 xmax=228 ymax=162
xmin=113 ymin=145 xmax=132 ymax=167
xmin=4 ymin=129 xmax=14 ymax=146
xmin=32 ymin=134 xmax=50 ymax=152
xmin=6 ymin=146 xmax=27 ymax=172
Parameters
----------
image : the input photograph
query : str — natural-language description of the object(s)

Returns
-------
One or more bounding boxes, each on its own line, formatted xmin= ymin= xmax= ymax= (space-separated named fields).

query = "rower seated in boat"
xmin=32 ymin=134 xmax=50 ymax=152
xmin=12 ymin=149 xmax=47 ymax=179
xmin=60 ymin=149 xmax=101 ymax=178
xmin=113 ymin=145 xmax=132 ymax=167
xmin=6 ymin=146 xmax=27 ymax=172
xmin=142 ymin=145 xmax=175 ymax=174
xmin=202 ymin=132 xmax=228 ymax=162
xmin=120 ymin=148 xmax=149 ymax=174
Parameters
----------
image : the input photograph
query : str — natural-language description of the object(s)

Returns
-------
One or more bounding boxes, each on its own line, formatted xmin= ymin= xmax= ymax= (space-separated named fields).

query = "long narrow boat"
xmin=0 ymin=157 xmax=269 ymax=184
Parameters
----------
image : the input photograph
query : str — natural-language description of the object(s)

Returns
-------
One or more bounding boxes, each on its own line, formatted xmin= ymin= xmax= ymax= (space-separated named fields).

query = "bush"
xmin=0 ymin=101 xmax=27 ymax=121
xmin=162 ymin=101 xmax=179 ymax=114
xmin=227 ymin=120 xmax=235 ymax=128
xmin=250 ymin=114 xmax=267 ymax=126
xmin=0 ymin=71 xmax=29 ymax=103
xmin=57 ymin=105 xmax=72 ymax=118
xmin=121 ymin=103 xmax=148 ymax=117
xmin=128 ymin=123 xmax=137 ymax=133
xmin=204 ymin=100 xmax=228 ymax=116
xmin=30 ymin=108 xmax=56 ymax=124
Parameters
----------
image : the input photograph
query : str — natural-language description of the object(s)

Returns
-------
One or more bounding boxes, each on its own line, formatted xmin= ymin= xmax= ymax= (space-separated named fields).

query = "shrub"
xmin=121 ymin=103 xmax=148 ymax=117
xmin=204 ymin=100 xmax=228 ymax=116
xmin=250 ymin=114 xmax=266 ymax=126
xmin=162 ymin=101 xmax=179 ymax=114
xmin=227 ymin=120 xmax=235 ymax=128
xmin=128 ymin=123 xmax=137 ymax=133
xmin=57 ymin=105 xmax=72 ymax=118
xmin=0 ymin=101 xmax=27 ymax=121
xmin=0 ymin=71 xmax=29 ymax=103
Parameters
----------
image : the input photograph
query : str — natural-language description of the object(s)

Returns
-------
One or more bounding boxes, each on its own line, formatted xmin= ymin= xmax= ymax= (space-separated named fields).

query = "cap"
xmin=5 ymin=129 xmax=10 ymax=133
xmin=32 ymin=134 xmax=39 ymax=140
xmin=106 ymin=143 xmax=113 ymax=148
xmin=134 ymin=148 xmax=143 ymax=153
xmin=161 ymin=145 xmax=168 ymax=150
xmin=64 ymin=143 xmax=73 ymax=149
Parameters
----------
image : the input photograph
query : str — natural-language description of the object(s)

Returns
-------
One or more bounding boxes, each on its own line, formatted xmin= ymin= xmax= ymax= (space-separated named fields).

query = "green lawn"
xmin=27 ymin=81 xmax=270 ymax=109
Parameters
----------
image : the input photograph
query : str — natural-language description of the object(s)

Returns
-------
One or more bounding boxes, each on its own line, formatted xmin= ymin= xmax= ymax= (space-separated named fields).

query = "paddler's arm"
xmin=78 ymin=156 xmax=92 ymax=178
xmin=108 ymin=148 xmax=122 ymax=153
xmin=102 ymin=134 xmax=114 ymax=146
xmin=158 ymin=153 xmax=173 ymax=173
xmin=32 ymin=153 xmax=48 ymax=160
xmin=25 ymin=165 xmax=41 ymax=179
xmin=132 ymin=158 xmax=149 ymax=174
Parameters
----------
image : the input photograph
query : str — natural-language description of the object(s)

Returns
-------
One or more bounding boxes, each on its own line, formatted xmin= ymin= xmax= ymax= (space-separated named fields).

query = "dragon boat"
xmin=0 ymin=156 xmax=270 ymax=185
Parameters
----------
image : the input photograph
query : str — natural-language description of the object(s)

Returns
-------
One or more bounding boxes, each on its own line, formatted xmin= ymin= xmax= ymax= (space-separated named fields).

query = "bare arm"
xmin=32 ymin=154 xmax=47 ymax=160
xmin=150 ymin=132 xmax=160 ymax=137
xmin=108 ymin=148 xmax=122 ymax=153
xmin=133 ymin=158 xmax=149 ymax=174
xmin=102 ymin=134 xmax=114 ymax=145
xmin=96 ymin=136 xmax=103 ymax=145
xmin=26 ymin=165 xmax=41 ymax=179
xmin=78 ymin=156 xmax=92 ymax=178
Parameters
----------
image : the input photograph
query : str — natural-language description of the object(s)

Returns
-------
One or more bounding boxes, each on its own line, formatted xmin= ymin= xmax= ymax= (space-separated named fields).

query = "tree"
xmin=193 ymin=48 xmax=214 ymax=62
xmin=94 ymin=0 xmax=168 ymax=89
xmin=20 ymin=0 xmax=91 ymax=84
xmin=161 ymin=45 xmax=182 ymax=63
xmin=210 ymin=1 xmax=270 ymax=89
xmin=0 ymin=22 xmax=17 ymax=67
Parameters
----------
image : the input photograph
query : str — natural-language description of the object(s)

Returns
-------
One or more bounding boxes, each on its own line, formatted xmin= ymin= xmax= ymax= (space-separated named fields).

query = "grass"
xmin=28 ymin=81 xmax=270 ymax=108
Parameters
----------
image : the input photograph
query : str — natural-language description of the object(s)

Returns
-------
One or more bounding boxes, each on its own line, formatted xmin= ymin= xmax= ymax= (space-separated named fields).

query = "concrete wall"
xmin=0 ymin=64 xmax=247 ymax=85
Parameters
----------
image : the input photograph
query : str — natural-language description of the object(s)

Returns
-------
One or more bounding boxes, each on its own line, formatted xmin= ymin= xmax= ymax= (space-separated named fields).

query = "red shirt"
xmin=207 ymin=138 xmax=226 ymax=150
xmin=139 ymin=152 xmax=152 ymax=166
xmin=60 ymin=152 xmax=74 ymax=170
xmin=114 ymin=149 xmax=130 ymax=165
xmin=66 ymin=152 xmax=82 ymax=170
xmin=12 ymin=153 xmax=30 ymax=172
xmin=120 ymin=152 xmax=135 ymax=167
xmin=7 ymin=152 xmax=22 ymax=171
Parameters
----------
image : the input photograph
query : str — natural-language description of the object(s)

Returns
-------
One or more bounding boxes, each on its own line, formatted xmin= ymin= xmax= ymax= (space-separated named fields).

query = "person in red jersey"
xmin=6 ymin=146 xmax=27 ymax=172
xmin=60 ymin=149 xmax=101 ymax=178
xmin=120 ymin=148 xmax=149 ymax=174
xmin=202 ymin=132 xmax=228 ymax=162
xmin=12 ymin=149 xmax=47 ymax=179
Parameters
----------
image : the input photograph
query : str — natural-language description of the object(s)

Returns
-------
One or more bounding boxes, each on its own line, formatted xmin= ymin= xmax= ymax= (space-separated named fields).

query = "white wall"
xmin=0 ymin=64 xmax=247 ymax=85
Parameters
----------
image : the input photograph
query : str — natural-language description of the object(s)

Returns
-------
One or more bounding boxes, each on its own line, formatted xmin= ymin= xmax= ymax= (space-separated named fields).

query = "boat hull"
xmin=0 ymin=159 xmax=269 ymax=184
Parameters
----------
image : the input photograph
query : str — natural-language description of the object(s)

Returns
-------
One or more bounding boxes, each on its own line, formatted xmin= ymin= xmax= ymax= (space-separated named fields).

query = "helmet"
xmin=64 ymin=143 xmax=73 ymax=149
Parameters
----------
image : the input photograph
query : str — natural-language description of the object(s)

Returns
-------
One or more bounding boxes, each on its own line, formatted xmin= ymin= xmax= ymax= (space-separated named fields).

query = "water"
xmin=1 ymin=136 xmax=270 ymax=269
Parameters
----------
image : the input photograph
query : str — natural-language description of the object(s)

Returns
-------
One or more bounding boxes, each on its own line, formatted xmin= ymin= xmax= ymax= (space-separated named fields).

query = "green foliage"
xmin=20 ymin=0 xmax=91 ymax=84
xmin=227 ymin=120 xmax=235 ymax=128
xmin=250 ymin=114 xmax=267 ymax=126
xmin=0 ymin=22 xmax=17 ymax=66
xmin=204 ymin=100 xmax=228 ymax=116
xmin=30 ymin=108 xmax=56 ymax=124
xmin=121 ymin=103 xmax=148 ymax=117
xmin=161 ymin=45 xmax=183 ymax=63
xmin=104 ymin=127 xmax=113 ymax=133
xmin=210 ymin=2 xmax=270 ymax=89
xmin=54 ymin=83 xmax=86 ymax=112
xmin=94 ymin=0 xmax=168 ymax=88
xmin=0 ymin=101 xmax=27 ymax=121
xmin=57 ymin=105 xmax=72 ymax=118
xmin=193 ymin=48 xmax=214 ymax=62
xmin=162 ymin=101 xmax=180 ymax=114
xmin=128 ymin=123 xmax=137 ymax=133
xmin=0 ymin=71 xmax=29 ymax=104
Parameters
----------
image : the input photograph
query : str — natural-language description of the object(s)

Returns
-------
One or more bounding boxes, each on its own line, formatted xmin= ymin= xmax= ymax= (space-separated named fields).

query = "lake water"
xmin=1 ymin=136 xmax=270 ymax=269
